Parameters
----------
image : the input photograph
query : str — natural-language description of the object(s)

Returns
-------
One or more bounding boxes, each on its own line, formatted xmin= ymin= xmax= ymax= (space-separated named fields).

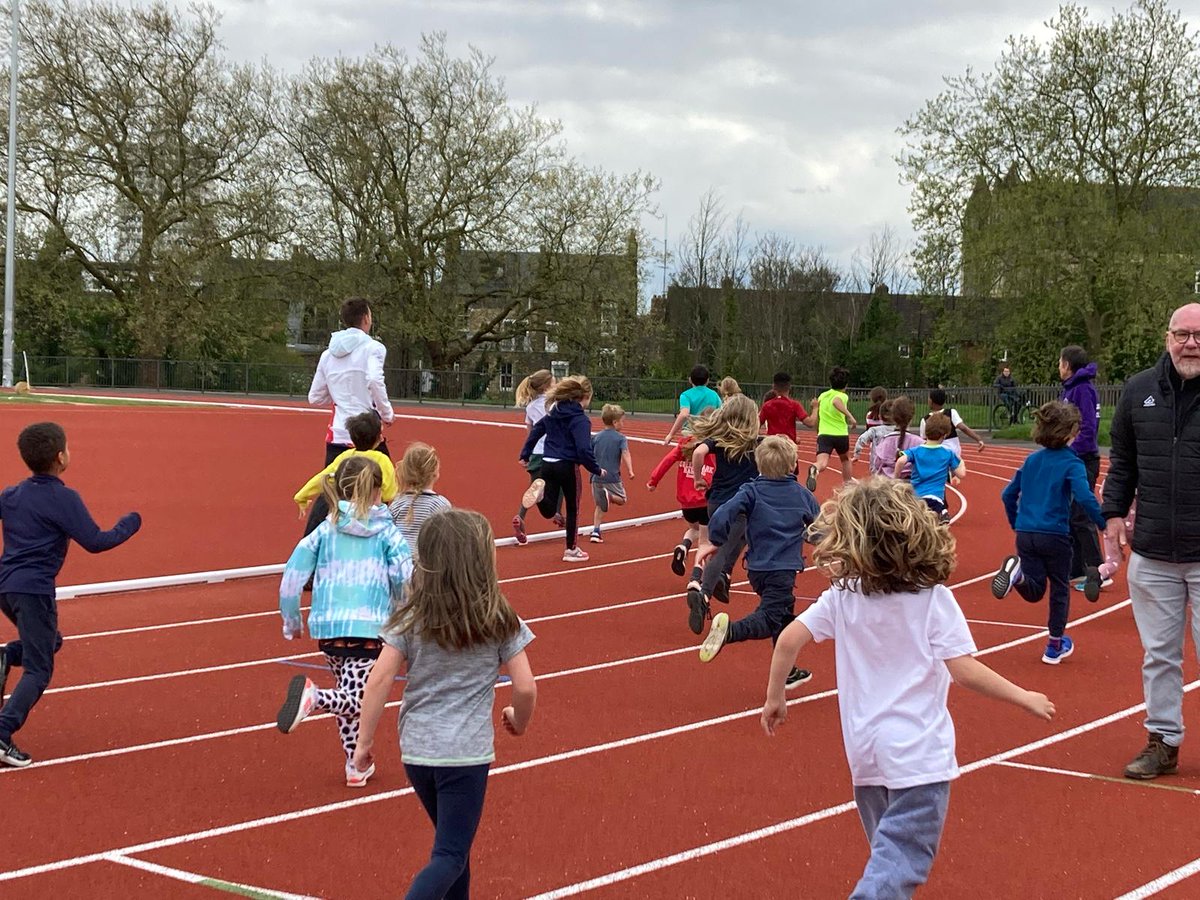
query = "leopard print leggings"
xmin=316 ymin=653 xmax=377 ymax=759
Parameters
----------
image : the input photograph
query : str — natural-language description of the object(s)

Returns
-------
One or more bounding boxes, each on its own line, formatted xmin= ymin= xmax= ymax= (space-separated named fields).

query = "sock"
xmin=681 ymin=537 xmax=693 ymax=550
xmin=690 ymin=566 xmax=702 ymax=582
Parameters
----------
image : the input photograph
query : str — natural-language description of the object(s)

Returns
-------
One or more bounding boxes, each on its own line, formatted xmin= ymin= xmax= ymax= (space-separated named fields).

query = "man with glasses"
xmin=1104 ymin=303 xmax=1200 ymax=779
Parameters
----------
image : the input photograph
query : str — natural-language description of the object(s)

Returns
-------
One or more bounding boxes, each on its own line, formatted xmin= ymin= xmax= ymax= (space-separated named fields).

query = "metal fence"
xmin=18 ymin=355 xmax=1125 ymax=431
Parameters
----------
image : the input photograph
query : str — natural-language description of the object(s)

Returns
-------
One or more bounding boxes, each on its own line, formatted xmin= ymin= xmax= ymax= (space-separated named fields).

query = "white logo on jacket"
xmin=1143 ymin=395 xmax=1157 ymax=408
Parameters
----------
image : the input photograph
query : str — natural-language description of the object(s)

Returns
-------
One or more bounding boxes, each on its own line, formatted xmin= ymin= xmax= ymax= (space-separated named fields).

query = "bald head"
xmin=1167 ymin=303 xmax=1200 ymax=380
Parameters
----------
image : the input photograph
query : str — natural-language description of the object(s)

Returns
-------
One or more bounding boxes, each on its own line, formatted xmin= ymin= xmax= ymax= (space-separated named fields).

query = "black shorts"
xmin=816 ymin=434 xmax=850 ymax=457
xmin=681 ymin=506 xmax=710 ymax=525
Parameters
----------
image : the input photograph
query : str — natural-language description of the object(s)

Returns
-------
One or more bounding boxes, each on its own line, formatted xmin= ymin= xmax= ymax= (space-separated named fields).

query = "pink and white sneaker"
xmin=346 ymin=760 xmax=376 ymax=788
xmin=521 ymin=479 xmax=545 ymax=510
xmin=512 ymin=515 xmax=528 ymax=545
xmin=563 ymin=547 xmax=589 ymax=563
xmin=276 ymin=675 xmax=320 ymax=734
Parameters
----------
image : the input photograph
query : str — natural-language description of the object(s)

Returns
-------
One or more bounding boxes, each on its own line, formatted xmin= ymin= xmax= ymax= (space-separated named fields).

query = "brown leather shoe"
xmin=1124 ymin=733 xmax=1179 ymax=780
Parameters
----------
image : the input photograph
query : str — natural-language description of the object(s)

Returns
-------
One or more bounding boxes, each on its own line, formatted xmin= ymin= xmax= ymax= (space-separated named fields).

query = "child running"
xmin=389 ymin=442 xmax=452 ymax=559
xmin=663 ymin=365 xmax=722 ymax=446
xmin=354 ymin=509 xmax=537 ymax=899
xmin=295 ymin=411 xmax=398 ymax=527
xmin=853 ymin=399 xmax=895 ymax=475
xmin=647 ymin=437 xmax=715 ymax=579
xmin=687 ymin=394 xmax=761 ymax=633
xmin=590 ymin=404 xmax=634 ymax=544
xmin=519 ymin=376 xmax=605 ymax=563
xmin=759 ymin=372 xmax=813 ymax=445
xmin=920 ymin=388 xmax=986 ymax=457
xmin=696 ymin=436 xmax=820 ymax=690
xmin=990 ymin=401 xmax=1108 ymax=663
xmin=762 ymin=478 xmax=1055 ymax=898
xmin=277 ymin=456 xmax=413 ymax=788
xmin=873 ymin=395 xmax=923 ymax=478
xmin=865 ymin=386 xmax=888 ymax=427
xmin=0 ymin=422 xmax=141 ymax=767
xmin=718 ymin=376 xmax=742 ymax=400
xmin=806 ymin=366 xmax=858 ymax=492
xmin=512 ymin=369 xmax=557 ymax=544
xmin=898 ymin=413 xmax=965 ymax=525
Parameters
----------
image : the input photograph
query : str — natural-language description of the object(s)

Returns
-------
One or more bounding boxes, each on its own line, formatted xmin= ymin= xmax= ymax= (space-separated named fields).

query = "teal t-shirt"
xmin=680 ymin=385 xmax=722 ymax=418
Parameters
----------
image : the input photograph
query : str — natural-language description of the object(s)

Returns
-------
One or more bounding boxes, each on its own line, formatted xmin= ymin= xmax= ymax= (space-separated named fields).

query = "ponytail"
xmin=322 ymin=455 xmax=383 ymax=524
xmin=398 ymin=442 xmax=440 ymax=525
xmin=547 ymin=375 xmax=593 ymax=407
xmin=515 ymin=369 xmax=553 ymax=407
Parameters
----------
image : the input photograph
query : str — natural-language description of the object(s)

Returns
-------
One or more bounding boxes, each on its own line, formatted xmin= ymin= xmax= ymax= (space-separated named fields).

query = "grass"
xmin=0 ymin=390 xmax=185 ymax=408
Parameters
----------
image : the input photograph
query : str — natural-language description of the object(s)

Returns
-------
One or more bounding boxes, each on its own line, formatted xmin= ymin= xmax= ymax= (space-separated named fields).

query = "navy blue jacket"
xmin=710 ymin=475 xmax=819 ymax=572
xmin=520 ymin=400 xmax=601 ymax=475
xmin=1061 ymin=362 xmax=1100 ymax=455
xmin=1002 ymin=447 xmax=1105 ymax=535
xmin=0 ymin=475 xmax=141 ymax=597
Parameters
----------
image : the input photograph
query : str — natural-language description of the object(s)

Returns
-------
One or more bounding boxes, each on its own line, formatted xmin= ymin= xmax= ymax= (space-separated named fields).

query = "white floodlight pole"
xmin=2 ymin=0 xmax=18 ymax=388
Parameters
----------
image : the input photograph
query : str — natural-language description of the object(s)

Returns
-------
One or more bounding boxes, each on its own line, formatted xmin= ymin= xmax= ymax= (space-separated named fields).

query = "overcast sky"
xmin=203 ymin=0 xmax=1200 ymax=285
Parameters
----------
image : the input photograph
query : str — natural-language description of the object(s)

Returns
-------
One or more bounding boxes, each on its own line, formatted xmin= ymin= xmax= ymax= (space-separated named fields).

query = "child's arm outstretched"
xmin=762 ymin=619 xmax=816 ymax=735
xmin=945 ymin=654 xmax=1055 ymax=720
xmin=353 ymin=642 xmax=406 ymax=773
xmin=502 ymin=649 xmax=538 ymax=735
xmin=279 ymin=530 xmax=321 ymax=638
xmin=957 ymin=420 xmax=987 ymax=451
xmin=646 ymin=444 xmax=681 ymax=491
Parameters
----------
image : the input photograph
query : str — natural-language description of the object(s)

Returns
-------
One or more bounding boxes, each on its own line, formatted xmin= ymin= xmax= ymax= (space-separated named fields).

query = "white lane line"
xmin=966 ymin=618 xmax=1049 ymax=631
xmin=105 ymin=853 xmax=320 ymax=900
xmin=523 ymin=680 xmax=1200 ymax=900
xmin=972 ymin=600 xmax=1131 ymax=658
xmin=1116 ymin=857 xmax=1200 ymax=899
xmin=995 ymin=760 xmax=1200 ymax=796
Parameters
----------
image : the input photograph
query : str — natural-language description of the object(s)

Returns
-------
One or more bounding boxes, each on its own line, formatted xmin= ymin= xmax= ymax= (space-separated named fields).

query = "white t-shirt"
xmin=526 ymin=395 xmax=548 ymax=455
xmin=799 ymin=583 xmax=977 ymax=789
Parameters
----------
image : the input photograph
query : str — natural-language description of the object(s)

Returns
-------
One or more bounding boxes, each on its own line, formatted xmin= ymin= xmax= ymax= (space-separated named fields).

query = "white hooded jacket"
xmin=308 ymin=328 xmax=394 ymax=445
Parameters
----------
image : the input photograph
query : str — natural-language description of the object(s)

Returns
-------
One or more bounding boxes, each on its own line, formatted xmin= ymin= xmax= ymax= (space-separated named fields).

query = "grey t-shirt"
xmin=591 ymin=428 xmax=627 ymax=484
xmin=384 ymin=618 xmax=535 ymax=766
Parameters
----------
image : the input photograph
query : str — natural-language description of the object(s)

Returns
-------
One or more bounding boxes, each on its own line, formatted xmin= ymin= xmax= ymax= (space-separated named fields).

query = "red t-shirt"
xmin=759 ymin=396 xmax=808 ymax=442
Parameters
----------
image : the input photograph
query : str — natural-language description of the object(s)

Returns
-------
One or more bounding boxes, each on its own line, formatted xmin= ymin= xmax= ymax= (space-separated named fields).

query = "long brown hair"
xmin=322 ymin=455 xmax=383 ymax=524
xmin=383 ymin=509 xmax=519 ymax=650
xmin=811 ymin=477 xmax=956 ymax=594
xmin=547 ymin=375 xmax=593 ymax=407
xmin=397 ymin=442 xmax=441 ymax=525
xmin=690 ymin=393 xmax=759 ymax=461
xmin=889 ymin=395 xmax=915 ymax=455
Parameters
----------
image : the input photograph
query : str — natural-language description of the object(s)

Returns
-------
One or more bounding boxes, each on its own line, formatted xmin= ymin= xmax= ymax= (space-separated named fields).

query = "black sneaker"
xmin=1082 ymin=566 xmax=1102 ymax=603
xmin=0 ymin=737 xmax=32 ymax=768
xmin=686 ymin=582 xmax=710 ymax=636
xmin=806 ymin=465 xmax=818 ymax=492
xmin=0 ymin=645 xmax=9 ymax=703
xmin=713 ymin=572 xmax=731 ymax=605
xmin=785 ymin=667 xmax=812 ymax=690
xmin=671 ymin=544 xmax=688 ymax=577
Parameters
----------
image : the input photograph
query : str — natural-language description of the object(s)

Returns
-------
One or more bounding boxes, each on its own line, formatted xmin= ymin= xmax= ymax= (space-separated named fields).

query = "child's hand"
xmin=761 ymin=696 xmax=788 ymax=736
xmin=694 ymin=542 xmax=718 ymax=566
xmin=950 ymin=476 xmax=962 ymax=486
xmin=1023 ymin=691 xmax=1056 ymax=721
xmin=977 ymin=439 xmax=986 ymax=452
xmin=352 ymin=744 xmax=374 ymax=773
xmin=646 ymin=482 xmax=656 ymax=492
xmin=281 ymin=617 xmax=302 ymax=640
xmin=518 ymin=458 xmax=528 ymax=468
xmin=502 ymin=706 xmax=525 ymax=736
xmin=297 ymin=502 xmax=310 ymax=521
xmin=693 ymin=479 xmax=708 ymax=494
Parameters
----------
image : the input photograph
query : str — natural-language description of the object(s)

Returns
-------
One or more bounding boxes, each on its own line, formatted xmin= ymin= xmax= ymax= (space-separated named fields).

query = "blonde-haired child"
xmin=512 ymin=369 xmax=556 ymax=544
xmin=519 ymin=375 xmax=606 ymax=562
xmin=277 ymin=455 xmax=413 ymax=788
xmin=355 ymin=509 xmax=537 ymax=899
xmin=685 ymin=393 xmax=761 ymax=633
xmin=590 ymin=404 xmax=634 ymax=543
xmin=389 ymin=442 xmax=452 ymax=560
xmin=762 ymin=478 xmax=1055 ymax=897
xmin=718 ymin=376 xmax=742 ymax=400
xmin=696 ymin=436 xmax=820 ymax=690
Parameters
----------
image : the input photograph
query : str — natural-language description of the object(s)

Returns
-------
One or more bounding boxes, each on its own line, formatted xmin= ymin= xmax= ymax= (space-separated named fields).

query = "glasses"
xmin=1169 ymin=329 xmax=1200 ymax=345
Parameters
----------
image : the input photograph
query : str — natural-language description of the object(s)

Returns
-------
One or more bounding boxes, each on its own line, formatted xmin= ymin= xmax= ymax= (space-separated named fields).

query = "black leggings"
xmin=538 ymin=460 xmax=582 ymax=550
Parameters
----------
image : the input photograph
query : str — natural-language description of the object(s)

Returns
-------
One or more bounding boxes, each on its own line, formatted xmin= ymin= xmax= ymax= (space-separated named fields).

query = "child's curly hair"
xmin=690 ymin=394 xmax=760 ymax=461
xmin=811 ymin=477 xmax=956 ymax=594
xmin=1031 ymin=400 xmax=1080 ymax=449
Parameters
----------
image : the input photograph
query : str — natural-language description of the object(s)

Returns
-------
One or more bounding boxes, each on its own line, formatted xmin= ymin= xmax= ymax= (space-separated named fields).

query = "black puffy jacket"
xmin=1102 ymin=353 xmax=1200 ymax=562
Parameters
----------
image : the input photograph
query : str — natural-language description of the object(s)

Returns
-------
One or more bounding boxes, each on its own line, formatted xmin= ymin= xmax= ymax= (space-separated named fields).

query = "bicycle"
xmin=991 ymin=393 xmax=1030 ymax=430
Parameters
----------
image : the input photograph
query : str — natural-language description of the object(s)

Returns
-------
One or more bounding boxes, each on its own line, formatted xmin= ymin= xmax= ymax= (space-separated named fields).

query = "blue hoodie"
xmin=1061 ymin=362 xmax=1100 ymax=455
xmin=709 ymin=476 xmax=820 ymax=572
xmin=280 ymin=501 xmax=413 ymax=639
xmin=1002 ymin=447 xmax=1106 ymax=535
xmin=519 ymin=400 xmax=601 ymax=475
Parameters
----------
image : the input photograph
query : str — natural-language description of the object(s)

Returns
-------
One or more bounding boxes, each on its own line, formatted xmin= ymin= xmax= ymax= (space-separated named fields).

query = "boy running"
xmin=759 ymin=372 xmax=814 ymax=444
xmin=898 ymin=413 xmax=965 ymax=525
xmin=920 ymin=388 xmax=985 ymax=457
xmin=590 ymin=405 xmax=634 ymax=543
xmin=664 ymin=365 xmax=722 ymax=446
xmin=807 ymin=367 xmax=857 ymax=491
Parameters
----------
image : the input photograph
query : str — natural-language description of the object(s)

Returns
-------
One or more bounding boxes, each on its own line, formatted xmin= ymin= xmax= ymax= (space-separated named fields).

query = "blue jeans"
xmin=728 ymin=570 xmax=797 ymax=644
xmin=404 ymin=763 xmax=490 ymax=900
xmin=851 ymin=781 xmax=951 ymax=899
xmin=0 ymin=592 xmax=64 ymax=742
xmin=1014 ymin=532 xmax=1073 ymax=637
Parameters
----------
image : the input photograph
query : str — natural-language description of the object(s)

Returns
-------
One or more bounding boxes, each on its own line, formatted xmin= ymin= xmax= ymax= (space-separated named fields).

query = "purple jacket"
xmin=1061 ymin=362 xmax=1100 ymax=455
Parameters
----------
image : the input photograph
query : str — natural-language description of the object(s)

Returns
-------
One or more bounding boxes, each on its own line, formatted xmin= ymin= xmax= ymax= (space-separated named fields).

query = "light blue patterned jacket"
xmin=280 ymin=501 xmax=413 ymax=640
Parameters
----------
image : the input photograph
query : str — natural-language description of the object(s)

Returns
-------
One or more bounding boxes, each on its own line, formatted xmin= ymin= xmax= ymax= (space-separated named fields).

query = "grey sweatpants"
xmin=851 ymin=781 xmax=951 ymax=900
xmin=1128 ymin=552 xmax=1200 ymax=746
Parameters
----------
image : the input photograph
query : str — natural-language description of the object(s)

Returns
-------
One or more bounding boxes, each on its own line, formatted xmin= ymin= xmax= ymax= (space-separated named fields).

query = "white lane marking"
xmin=104 ymin=853 xmax=320 ymax=900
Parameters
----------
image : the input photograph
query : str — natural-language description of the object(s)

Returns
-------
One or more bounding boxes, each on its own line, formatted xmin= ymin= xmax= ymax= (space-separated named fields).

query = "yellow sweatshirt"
xmin=294 ymin=449 xmax=398 ymax=511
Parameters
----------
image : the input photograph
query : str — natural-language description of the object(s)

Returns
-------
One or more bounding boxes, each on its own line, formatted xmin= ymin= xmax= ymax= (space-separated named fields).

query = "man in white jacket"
xmin=308 ymin=297 xmax=395 ymax=466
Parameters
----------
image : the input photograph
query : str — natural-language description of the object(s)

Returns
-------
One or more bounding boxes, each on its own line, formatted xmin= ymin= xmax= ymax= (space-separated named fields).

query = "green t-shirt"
xmin=817 ymin=389 xmax=850 ymax=436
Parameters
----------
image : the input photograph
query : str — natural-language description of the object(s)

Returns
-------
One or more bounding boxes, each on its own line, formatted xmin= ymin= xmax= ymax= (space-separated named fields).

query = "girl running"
xmin=519 ymin=376 xmax=604 ymax=562
xmin=865 ymin=386 xmax=888 ymax=427
xmin=512 ymin=369 xmax=556 ymax=544
xmin=277 ymin=456 xmax=413 ymax=788
xmin=853 ymin=399 xmax=895 ymax=475
xmin=389 ymin=442 xmax=452 ymax=560
xmin=354 ymin=510 xmax=537 ymax=900
xmin=687 ymin=394 xmax=761 ymax=634
xmin=873 ymin=395 xmax=924 ymax=479
xmin=647 ymin=437 xmax=716 ymax=580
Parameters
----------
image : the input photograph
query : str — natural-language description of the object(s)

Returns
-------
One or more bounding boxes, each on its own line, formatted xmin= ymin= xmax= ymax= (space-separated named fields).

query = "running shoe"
xmin=671 ymin=544 xmax=688 ymax=577
xmin=990 ymin=555 xmax=1022 ymax=599
xmin=806 ymin=464 xmax=818 ymax=492
xmin=713 ymin=571 xmax=731 ymax=604
xmin=511 ymin=515 xmax=528 ymax=545
xmin=563 ymin=547 xmax=589 ymax=563
xmin=1042 ymin=635 xmax=1074 ymax=665
xmin=785 ymin=667 xmax=812 ymax=690
xmin=686 ymin=581 xmax=710 ymax=635
xmin=590 ymin=531 xmax=604 ymax=543
xmin=1073 ymin=572 xmax=1113 ymax=601
xmin=346 ymin=760 xmax=376 ymax=788
xmin=0 ymin=738 xmax=31 ymax=768
xmin=277 ymin=675 xmax=320 ymax=734
xmin=699 ymin=612 xmax=729 ymax=662
xmin=552 ymin=512 xmax=566 ymax=528
xmin=521 ymin=479 xmax=545 ymax=510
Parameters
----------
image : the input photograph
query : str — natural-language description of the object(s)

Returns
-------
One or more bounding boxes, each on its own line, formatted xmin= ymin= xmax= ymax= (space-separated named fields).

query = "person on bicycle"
xmin=994 ymin=367 xmax=1021 ymax=424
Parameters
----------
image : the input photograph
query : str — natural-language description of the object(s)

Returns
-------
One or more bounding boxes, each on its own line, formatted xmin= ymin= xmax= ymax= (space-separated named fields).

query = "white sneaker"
xmin=346 ymin=760 xmax=375 ymax=788
xmin=590 ymin=532 xmax=604 ymax=543
xmin=699 ymin=612 xmax=729 ymax=663
xmin=276 ymin=675 xmax=320 ymax=734
xmin=563 ymin=547 xmax=589 ymax=562
xmin=521 ymin=479 xmax=546 ymax=510
xmin=990 ymin=555 xmax=1022 ymax=599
